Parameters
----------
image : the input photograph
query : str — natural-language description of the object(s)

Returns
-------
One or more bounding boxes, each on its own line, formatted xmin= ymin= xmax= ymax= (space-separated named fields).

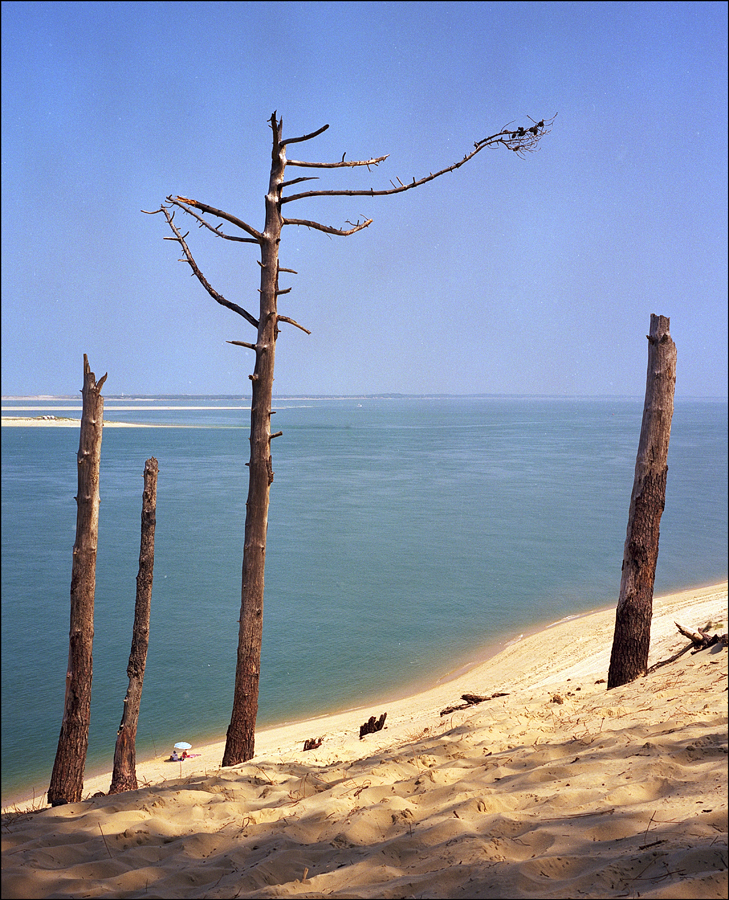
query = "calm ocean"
xmin=1 ymin=396 xmax=727 ymax=803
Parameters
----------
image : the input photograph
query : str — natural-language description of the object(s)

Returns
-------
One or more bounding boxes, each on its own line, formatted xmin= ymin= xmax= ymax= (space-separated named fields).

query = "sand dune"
xmin=2 ymin=583 xmax=727 ymax=899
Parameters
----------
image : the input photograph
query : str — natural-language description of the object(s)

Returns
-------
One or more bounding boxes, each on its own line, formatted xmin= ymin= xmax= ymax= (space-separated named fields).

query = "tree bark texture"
xmin=222 ymin=115 xmax=285 ymax=767
xmin=109 ymin=457 xmax=158 ymax=794
xmin=608 ymin=315 xmax=676 ymax=689
xmin=48 ymin=354 xmax=106 ymax=805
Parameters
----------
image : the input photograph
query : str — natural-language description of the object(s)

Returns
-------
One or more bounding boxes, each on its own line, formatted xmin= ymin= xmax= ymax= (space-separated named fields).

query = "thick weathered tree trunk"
xmin=222 ymin=115 xmax=285 ymax=767
xmin=109 ymin=457 xmax=158 ymax=794
xmin=48 ymin=354 xmax=106 ymax=805
xmin=608 ymin=315 xmax=676 ymax=689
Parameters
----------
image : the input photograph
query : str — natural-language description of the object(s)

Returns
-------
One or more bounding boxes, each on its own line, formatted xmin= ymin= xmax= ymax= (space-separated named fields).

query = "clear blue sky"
xmin=2 ymin=1 xmax=726 ymax=397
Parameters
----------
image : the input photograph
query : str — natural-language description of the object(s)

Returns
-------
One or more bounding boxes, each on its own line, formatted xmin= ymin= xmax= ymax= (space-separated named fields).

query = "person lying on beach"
xmin=168 ymin=750 xmax=199 ymax=761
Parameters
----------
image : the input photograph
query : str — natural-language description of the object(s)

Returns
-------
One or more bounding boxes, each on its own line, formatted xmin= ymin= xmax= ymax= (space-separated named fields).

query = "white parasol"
xmin=174 ymin=741 xmax=192 ymax=751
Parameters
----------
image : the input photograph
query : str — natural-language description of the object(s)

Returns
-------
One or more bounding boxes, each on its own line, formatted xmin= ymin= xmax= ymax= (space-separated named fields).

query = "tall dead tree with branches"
xmin=146 ymin=111 xmax=554 ymax=767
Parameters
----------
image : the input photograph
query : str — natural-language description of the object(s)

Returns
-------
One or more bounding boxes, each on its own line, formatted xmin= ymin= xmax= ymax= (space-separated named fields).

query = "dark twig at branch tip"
xmin=279 ymin=122 xmax=330 ymax=147
xmin=281 ymin=176 xmax=320 ymax=189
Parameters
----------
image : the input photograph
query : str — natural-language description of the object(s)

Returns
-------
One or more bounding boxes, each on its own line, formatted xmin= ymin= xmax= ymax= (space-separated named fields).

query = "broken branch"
xmin=279 ymin=122 xmax=330 ymax=147
xmin=277 ymin=314 xmax=311 ymax=335
xmin=169 ymin=196 xmax=263 ymax=243
xmin=675 ymin=621 xmax=728 ymax=650
xmin=286 ymin=154 xmax=389 ymax=169
xmin=440 ymin=691 xmax=509 ymax=716
xmin=281 ymin=176 xmax=320 ymax=189
xmin=282 ymin=216 xmax=373 ymax=237
xmin=166 ymin=201 xmax=257 ymax=244
xmin=646 ymin=622 xmax=728 ymax=674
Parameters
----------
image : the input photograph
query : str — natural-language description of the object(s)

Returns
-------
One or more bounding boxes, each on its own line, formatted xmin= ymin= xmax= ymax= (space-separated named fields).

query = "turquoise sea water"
xmin=1 ymin=395 xmax=727 ymax=803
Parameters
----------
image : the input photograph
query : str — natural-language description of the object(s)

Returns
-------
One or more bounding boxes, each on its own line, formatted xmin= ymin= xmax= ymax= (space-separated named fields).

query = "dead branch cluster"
xmin=646 ymin=621 xmax=728 ymax=674
xmin=674 ymin=621 xmax=728 ymax=650
xmin=481 ymin=114 xmax=557 ymax=156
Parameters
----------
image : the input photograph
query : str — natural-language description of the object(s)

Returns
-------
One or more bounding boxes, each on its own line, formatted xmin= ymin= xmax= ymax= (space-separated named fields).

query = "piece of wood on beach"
xmin=675 ymin=621 xmax=728 ymax=650
xmin=303 ymin=737 xmax=323 ymax=751
xmin=646 ymin=621 xmax=729 ymax=675
xmin=440 ymin=691 xmax=509 ymax=717
xmin=359 ymin=713 xmax=387 ymax=739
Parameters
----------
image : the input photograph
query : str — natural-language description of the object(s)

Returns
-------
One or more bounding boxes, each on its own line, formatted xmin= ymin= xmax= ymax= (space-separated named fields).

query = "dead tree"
xmin=48 ymin=355 xmax=106 ymax=805
xmin=145 ymin=111 xmax=555 ymax=767
xmin=109 ymin=457 xmax=159 ymax=795
xmin=608 ymin=314 xmax=677 ymax=689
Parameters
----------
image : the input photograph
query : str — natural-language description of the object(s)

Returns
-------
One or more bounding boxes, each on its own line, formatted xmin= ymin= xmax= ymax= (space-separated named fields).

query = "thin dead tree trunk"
xmin=48 ymin=354 xmax=106 ymax=806
xmin=221 ymin=118 xmax=286 ymax=765
xmin=608 ymin=314 xmax=677 ymax=689
xmin=146 ymin=111 xmax=555 ymax=767
xmin=109 ymin=457 xmax=158 ymax=795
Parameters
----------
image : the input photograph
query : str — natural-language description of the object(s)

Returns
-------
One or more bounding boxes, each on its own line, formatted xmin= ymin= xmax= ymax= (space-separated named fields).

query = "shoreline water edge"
xmin=4 ymin=580 xmax=726 ymax=814
xmin=2 ymin=580 xmax=726 ymax=900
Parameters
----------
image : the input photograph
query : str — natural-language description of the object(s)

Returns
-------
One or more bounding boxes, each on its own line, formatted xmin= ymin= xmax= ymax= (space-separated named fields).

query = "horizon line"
xmin=3 ymin=392 xmax=727 ymax=402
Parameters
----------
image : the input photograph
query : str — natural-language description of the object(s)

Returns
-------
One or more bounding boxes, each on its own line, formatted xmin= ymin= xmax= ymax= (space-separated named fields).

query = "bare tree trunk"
xmin=222 ymin=114 xmax=285 ymax=766
xmin=108 ymin=457 xmax=158 ymax=794
xmin=48 ymin=354 xmax=106 ymax=806
xmin=608 ymin=315 xmax=677 ymax=689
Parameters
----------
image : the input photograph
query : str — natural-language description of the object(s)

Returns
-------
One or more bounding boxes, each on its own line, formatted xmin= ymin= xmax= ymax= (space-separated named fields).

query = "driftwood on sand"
xmin=359 ymin=713 xmax=387 ymax=739
xmin=440 ymin=691 xmax=509 ymax=716
xmin=646 ymin=621 xmax=728 ymax=674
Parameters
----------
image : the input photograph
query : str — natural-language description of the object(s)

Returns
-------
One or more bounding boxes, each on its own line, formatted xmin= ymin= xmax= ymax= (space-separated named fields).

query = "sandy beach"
xmin=2 ymin=582 xmax=727 ymax=898
xmin=2 ymin=417 xmax=158 ymax=428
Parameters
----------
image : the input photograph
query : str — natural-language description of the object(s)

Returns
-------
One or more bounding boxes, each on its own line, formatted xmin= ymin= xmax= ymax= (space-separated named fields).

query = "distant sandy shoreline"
xmin=0 ymin=416 xmax=239 ymax=428
xmin=2 ymin=416 xmax=144 ymax=428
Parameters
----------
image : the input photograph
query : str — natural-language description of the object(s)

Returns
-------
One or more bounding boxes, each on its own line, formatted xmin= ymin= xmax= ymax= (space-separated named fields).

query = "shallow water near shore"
xmin=1 ymin=395 xmax=727 ymax=802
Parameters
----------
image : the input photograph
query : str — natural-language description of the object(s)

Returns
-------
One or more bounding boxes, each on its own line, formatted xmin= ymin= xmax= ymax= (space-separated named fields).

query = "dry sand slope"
xmin=2 ymin=585 xmax=727 ymax=899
